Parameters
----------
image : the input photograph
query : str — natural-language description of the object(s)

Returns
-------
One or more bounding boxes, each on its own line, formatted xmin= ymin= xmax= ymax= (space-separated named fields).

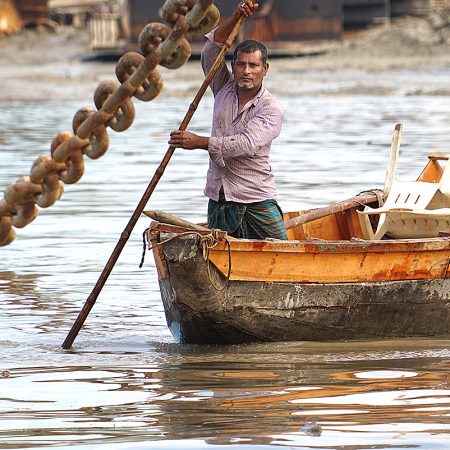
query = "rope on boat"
xmin=358 ymin=189 xmax=385 ymax=207
xmin=325 ymin=190 xmax=384 ymax=214
xmin=201 ymin=229 xmax=232 ymax=291
xmin=138 ymin=227 xmax=188 ymax=268
xmin=140 ymin=227 xmax=231 ymax=291
xmin=0 ymin=0 xmax=220 ymax=247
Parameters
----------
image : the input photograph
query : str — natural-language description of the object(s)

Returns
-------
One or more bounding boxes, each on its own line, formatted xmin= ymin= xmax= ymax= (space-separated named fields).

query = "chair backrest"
xmin=439 ymin=158 xmax=450 ymax=197
xmin=383 ymin=181 xmax=439 ymax=211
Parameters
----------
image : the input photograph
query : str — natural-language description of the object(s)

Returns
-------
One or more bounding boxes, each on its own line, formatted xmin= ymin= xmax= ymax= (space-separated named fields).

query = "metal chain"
xmin=0 ymin=0 xmax=219 ymax=246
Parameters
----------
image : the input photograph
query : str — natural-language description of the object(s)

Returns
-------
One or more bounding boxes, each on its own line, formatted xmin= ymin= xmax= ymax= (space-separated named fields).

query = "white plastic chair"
xmin=358 ymin=180 xmax=446 ymax=239
xmin=358 ymin=126 xmax=450 ymax=239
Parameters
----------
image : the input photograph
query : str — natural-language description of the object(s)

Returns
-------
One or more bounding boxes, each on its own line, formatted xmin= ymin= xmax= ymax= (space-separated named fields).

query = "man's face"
xmin=232 ymin=50 xmax=268 ymax=91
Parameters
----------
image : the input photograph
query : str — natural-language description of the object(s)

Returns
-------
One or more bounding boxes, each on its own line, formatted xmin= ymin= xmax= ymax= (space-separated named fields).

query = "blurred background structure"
xmin=1 ymin=0 xmax=449 ymax=54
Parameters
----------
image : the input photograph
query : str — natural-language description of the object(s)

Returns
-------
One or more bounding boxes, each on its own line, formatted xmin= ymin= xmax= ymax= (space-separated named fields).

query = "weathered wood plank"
xmin=154 ymin=233 xmax=450 ymax=344
xmin=284 ymin=191 xmax=382 ymax=230
xmin=209 ymin=243 xmax=450 ymax=282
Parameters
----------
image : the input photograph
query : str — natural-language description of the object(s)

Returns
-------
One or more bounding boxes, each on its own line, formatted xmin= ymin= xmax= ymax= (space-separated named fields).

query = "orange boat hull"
xmin=149 ymin=225 xmax=450 ymax=344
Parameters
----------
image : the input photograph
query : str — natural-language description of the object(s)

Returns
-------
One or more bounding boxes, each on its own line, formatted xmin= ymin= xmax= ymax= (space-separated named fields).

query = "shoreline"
xmin=1 ymin=14 xmax=450 ymax=101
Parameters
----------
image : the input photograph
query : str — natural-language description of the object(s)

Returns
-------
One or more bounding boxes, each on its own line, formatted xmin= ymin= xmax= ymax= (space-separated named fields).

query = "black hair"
xmin=233 ymin=39 xmax=268 ymax=64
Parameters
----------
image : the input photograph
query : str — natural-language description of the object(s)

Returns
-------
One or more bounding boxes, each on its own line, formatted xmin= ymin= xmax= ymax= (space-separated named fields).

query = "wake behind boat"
xmin=145 ymin=146 xmax=450 ymax=344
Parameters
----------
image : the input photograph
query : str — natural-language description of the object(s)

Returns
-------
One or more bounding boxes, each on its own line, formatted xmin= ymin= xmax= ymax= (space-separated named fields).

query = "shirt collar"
xmin=232 ymin=83 xmax=265 ymax=107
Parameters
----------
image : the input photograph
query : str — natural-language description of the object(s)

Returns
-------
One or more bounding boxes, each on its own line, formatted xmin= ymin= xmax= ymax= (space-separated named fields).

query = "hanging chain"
xmin=0 ymin=0 xmax=220 ymax=246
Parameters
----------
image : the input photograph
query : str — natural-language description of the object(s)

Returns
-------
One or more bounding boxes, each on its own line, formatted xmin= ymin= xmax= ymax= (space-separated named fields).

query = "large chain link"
xmin=0 ymin=0 xmax=219 ymax=246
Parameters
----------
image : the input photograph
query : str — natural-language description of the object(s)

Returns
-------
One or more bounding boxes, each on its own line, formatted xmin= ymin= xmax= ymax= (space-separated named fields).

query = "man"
xmin=169 ymin=0 xmax=287 ymax=240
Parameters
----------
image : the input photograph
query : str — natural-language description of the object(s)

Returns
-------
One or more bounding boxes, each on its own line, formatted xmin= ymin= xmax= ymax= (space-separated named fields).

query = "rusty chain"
xmin=0 ymin=0 xmax=219 ymax=246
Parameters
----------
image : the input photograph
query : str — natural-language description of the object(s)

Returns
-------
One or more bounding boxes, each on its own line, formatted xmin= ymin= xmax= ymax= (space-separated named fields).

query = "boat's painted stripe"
xmin=209 ymin=242 xmax=450 ymax=282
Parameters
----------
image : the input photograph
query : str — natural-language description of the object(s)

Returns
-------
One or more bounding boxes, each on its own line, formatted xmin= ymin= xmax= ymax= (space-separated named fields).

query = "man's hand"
xmin=169 ymin=130 xmax=209 ymax=150
xmin=235 ymin=0 xmax=258 ymax=19
xmin=214 ymin=0 xmax=258 ymax=43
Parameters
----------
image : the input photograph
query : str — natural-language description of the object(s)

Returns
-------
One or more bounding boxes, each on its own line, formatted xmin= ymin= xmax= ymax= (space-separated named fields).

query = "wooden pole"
xmin=284 ymin=190 xmax=382 ymax=230
xmin=143 ymin=210 xmax=209 ymax=231
xmin=62 ymin=10 xmax=249 ymax=349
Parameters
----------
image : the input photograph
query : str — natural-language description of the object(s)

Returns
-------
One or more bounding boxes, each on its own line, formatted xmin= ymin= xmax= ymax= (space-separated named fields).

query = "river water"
xmin=0 ymin=58 xmax=450 ymax=449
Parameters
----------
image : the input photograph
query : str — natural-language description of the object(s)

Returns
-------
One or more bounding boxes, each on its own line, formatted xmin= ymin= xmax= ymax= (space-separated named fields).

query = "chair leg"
xmin=373 ymin=214 xmax=388 ymax=240
xmin=358 ymin=212 xmax=375 ymax=240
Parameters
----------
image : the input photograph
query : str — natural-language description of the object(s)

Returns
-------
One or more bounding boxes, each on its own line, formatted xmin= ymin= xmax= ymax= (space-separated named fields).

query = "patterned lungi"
xmin=207 ymin=188 xmax=288 ymax=240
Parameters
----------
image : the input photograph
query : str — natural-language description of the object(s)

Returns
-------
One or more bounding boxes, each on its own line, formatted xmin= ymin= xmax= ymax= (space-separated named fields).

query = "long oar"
xmin=62 ymin=12 xmax=249 ymax=349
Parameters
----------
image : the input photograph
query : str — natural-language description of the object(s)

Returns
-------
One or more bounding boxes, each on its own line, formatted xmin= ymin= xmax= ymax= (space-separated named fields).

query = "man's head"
xmin=232 ymin=39 xmax=269 ymax=92
xmin=233 ymin=39 xmax=268 ymax=64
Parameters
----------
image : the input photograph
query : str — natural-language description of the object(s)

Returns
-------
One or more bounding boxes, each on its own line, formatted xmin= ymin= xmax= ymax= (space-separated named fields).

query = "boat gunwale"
xmin=149 ymin=222 xmax=450 ymax=254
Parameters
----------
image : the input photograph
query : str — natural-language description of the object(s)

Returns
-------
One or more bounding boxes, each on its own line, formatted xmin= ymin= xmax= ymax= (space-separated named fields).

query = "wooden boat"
xmin=146 ymin=150 xmax=450 ymax=344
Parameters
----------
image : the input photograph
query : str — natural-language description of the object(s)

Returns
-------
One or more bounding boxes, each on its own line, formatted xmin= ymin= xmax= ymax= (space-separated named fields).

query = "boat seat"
xmin=358 ymin=159 xmax=450 ymax=240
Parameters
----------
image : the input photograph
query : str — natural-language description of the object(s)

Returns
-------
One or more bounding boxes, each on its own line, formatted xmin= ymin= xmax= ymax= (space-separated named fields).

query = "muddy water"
xmin=1 ymin=60 xmax=450 ymax=449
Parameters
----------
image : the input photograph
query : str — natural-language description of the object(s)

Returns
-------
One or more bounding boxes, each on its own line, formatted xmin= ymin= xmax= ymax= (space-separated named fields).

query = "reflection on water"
xmin=1 ymin=343 xmax=449 ymax=449
xmin=0 ymin=61 xmax=450 ymax=448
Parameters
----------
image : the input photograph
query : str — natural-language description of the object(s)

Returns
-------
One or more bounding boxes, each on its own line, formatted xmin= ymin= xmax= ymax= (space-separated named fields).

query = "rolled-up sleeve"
xmin=208 ymin=99 xmax=283 ymax=165
xmin=201 ymin=29 xmax=231 ymax=96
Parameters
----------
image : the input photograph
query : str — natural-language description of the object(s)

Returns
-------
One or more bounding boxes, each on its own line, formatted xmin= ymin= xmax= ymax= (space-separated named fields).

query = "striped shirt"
xmin=201 ymin=30 xmax=284 ymax=203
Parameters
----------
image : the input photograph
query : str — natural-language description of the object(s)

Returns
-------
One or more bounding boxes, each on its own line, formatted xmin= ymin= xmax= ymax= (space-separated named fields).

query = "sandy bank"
xmin=0 ymin=13 xmax=449 ymax=101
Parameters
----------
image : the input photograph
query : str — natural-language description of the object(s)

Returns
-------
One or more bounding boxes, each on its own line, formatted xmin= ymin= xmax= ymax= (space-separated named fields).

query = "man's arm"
xmin=207 ymin=99 xmax=283 ymax=167
xmin=169 ymin=1 xmax=259 ymax=151
xmin=168 ymin=97 xmax=283 ymax=157
xmin=213 ymin=1 xmax=258 ymax=44
xmin=201 ymin=0 xmax=259 ymax=96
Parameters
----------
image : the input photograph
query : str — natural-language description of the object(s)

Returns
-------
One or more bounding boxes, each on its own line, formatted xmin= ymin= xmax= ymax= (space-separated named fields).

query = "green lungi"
xmin=207 ymin=189 xmax=288 ymax=240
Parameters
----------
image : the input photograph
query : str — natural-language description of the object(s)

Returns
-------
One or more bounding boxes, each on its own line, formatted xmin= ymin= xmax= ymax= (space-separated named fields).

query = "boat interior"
xmin=146 ymin=152 xmax=450 ymax=244
xmin=283 ymin=153 xmax=450 ymax=242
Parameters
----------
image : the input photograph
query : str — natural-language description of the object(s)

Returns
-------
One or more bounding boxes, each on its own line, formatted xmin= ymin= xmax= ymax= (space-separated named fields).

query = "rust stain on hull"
xmin=150 ymin=231 xmax=450 ymax=344
xmin=208 ymin=238 xmax=450 ymax=283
